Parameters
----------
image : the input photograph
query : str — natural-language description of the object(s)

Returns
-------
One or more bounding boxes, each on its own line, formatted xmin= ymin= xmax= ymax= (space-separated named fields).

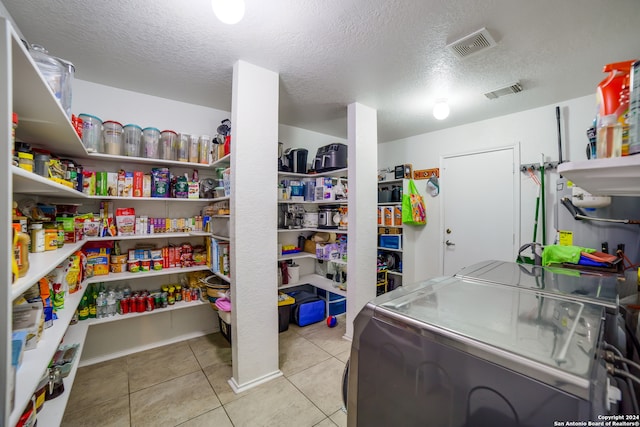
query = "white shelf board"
xmin=211 ymin=154 xmax=231 ymax=168
xmin=212 ymin=215 xmax=230 ymax=218
xmin=377 ymin=202 xmax=402 ymax=206
xmin=387 ymin=270 xmax=404 ymax=276
xmin=10 ymin=286 xmax=88 ymax=426
xmin=85 ymin=232 xmax=207 ymax=242
xmin=11 ymin=241 xmax=86 ymax=300
xmin=12 ymin=166 xmax=87 ymax=198
xmin=328 ymin=259 xmax=347 ymax=266
xmin=85 ymin=152 xmax=213 ymax=169
xmin=84 ymin=265 xmax=211 ymax=284
xmin=86 ymin=195 xmax=216 ymax=202
xmin=277 ymin=252 xmax=316 ymax=262
xmin=278 ymin=227 xmax=348 ymax=234
xmin=378 ymin=178 xmax=403 ymax=185
xmin=211 ymin=234 xmax=230 ymax=241
xmin=278 ymin=168 xmax=348 ymax=179
xmin=377 ymin=247 xmax=403 ymax=253
xmin=278 ymin=199 xmax=348 ymax=205
xmin=11 ymin=32 xmax=88 ymax=159
xmin=36 ymin=321 xmax=89 ymax=427
xmin=279 ymin=273 xmax=346 ymax=298
xmin=83 ymin=299 xmax=207 ymax=326
xmin=213 ymin=272 xmax=231 ymax=283
xmin=557 ymin=156 xmax=640 ymax=196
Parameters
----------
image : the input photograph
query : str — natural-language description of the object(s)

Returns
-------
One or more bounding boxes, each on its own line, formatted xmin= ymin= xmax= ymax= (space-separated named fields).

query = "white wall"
xmin=379 ymin=94 xmax=596 ymax=279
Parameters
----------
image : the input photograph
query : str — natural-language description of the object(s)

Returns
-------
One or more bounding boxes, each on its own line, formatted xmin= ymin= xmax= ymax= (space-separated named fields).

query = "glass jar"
xmin=30 ymin=222 xmax=45 ymax=253
xmin=29 ymin=44 xmax=64 ymax=106
xmin=103 ymin=120 xmax=124 ymax=155
xmin=123 ymin=124 xmax=142 ymax=157
xmin=44 ymin=223 xmax=58 ymax=251
xmin=142 ymin=127 xmax=161 ymax=159
xmin=160 ymin=130 xmax=178 ymax=161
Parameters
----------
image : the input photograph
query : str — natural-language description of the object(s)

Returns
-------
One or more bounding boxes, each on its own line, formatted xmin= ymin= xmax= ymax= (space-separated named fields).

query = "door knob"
xmin=445 ymin=240 xmax=455 ymax=246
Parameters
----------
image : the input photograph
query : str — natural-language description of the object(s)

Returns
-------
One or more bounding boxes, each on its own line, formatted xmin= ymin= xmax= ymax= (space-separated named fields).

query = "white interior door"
xmin=441 ymin=146 xmax=519 ymax=275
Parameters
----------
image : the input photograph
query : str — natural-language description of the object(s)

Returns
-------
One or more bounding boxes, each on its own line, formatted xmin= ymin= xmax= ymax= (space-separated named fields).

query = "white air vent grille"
xmin=484 ymin=82 xmax=523 ymax=100
xmin=446 ymin=27 xmax=497 ymax=59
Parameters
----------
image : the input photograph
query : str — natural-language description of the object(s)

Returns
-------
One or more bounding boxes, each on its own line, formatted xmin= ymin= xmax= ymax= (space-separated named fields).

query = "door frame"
xmin=438 ymin=143 xmax=521 ymax=275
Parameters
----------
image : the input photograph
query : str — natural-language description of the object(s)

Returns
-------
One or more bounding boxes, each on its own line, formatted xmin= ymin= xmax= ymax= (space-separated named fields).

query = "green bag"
xmin=402 ymin=179 xmax=426 ymax=225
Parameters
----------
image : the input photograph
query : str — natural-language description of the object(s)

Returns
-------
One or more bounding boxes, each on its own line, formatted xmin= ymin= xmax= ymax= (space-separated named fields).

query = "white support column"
xmin=345 ymin=102 xmax=378 ymax=340
xmin=228 ymin=60 xmax=281 ymax=392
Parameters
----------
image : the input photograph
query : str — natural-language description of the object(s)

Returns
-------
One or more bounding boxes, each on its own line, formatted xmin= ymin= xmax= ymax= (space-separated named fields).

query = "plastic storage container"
xmin=596 ymin=114 xmax=622 ymax=158
xmin=177 ymin=133 xmax=190 ymax=162
xmin=198 ymin=135 xmax=211 ymax=164
xmin=160 ymin=130 xmax=178 ymax=161
xmin=123 ymin=124 xmax=142 ymax=157
xmin=78 ymin=114 xmax=103 ymax=153
xmin=103 ymin=121 xmax=124 ymax=155
xmin=188 ymin=134 xmax=199 ymax=163
xmin=142 ymin=127 xmax=160 ymax=159
xmin=28 ymin=44 xmax=64 ymax=110
xmin=34 ymin=153 xmax=50 ymax=177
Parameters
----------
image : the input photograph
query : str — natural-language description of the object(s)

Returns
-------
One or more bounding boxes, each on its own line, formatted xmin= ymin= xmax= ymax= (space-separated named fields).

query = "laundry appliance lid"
xmin=373 ymin=272 xmax=606 ymax=399
xmin=454 ymin=260 xmax=619 ymax=309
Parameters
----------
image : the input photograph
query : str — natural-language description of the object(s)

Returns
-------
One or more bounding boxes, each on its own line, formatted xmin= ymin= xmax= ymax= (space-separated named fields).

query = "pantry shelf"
xmin=557 ymin=156 xmax=640 ymax=196
xmin=83 ymin=299 xmax=207 ymax=327
xmin=85 ymin=232 xmax=208 ymax=242
xmin=214 ymin=272 xmax=231 ymax=283
xmin=387 ymin=270 xmax=403 ymax=276
xmin=12 ymin=166 xmax=87 ymax=198
xmin=11 ymin=241 xmax=86 ymax=301
xmin=277 ymin=168 xmax=347 ymax=179
xmin=211 ymin=234 xmax=230 ymax=241
xmin=377 ymin=246 xmax=402 ymax=253
xmin=278 ymin=228 xmax=348 ymax=234
xmin=279 ymin=273 xmax=346 ymax=298
xmin=211 ymin=154 xmax=230 ymax=167
xmin=36 ymin=321 xmax=90 ymax=427
xmin=83 ymin=265 xmax=211 ymax=285
xmin=278 ymin=252 xmax=316 ymax=262
xmin=86 ymin=152 xmax=211 ymax=169
xmin=10 ymin=285 xmax=88 ymax=427
xmin=86 ymin=195 xmax=217 ymax=202
xmin=278 ymin=200 xmax=348 ymax=205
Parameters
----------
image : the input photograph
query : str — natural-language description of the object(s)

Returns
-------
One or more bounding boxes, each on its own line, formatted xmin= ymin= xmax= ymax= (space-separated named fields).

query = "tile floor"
xmin=61 ymin=317 xmax=351 ymax=427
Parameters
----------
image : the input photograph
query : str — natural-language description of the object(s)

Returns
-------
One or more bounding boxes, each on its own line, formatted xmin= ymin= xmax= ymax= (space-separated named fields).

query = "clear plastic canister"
xmin=123 ymin=124 xmax=142 ymax=157
xmin=142 ymin=127 xmax=160 ymax=159
xmin=78 ymin=113 xmax=103 ymax=153
xmin=188 ymin=134 xmax=199 ymax=163
xmin=160 ymin=130 xmax=178 ymax=160
xmin=177 ymin=133 xmax=190 ymax=162
xmin=198 ymin=135 xmax=211 ymax=164
xmin=103 ymin=121 xmax=124 ymax=155
xmin=29 ymin=44 xmax=64 ymax=106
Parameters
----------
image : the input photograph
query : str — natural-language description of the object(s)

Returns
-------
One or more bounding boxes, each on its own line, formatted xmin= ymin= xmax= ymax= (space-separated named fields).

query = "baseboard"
xmin=227 ymin=370 xmax=283 ymax=394
xmin=78 ymin=327 xmax=217 ymax=367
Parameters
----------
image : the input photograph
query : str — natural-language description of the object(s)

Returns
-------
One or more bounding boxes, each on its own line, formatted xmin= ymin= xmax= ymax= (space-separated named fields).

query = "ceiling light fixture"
xmin=433 ymin=99 xmax=450 ymax=120
xmin=211 ymin=0 xmax=245 ymax=25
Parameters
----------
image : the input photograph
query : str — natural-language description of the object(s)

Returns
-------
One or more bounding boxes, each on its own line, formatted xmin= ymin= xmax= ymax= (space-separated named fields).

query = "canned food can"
xmin=146 ymin=295 xmax=155 ymax=311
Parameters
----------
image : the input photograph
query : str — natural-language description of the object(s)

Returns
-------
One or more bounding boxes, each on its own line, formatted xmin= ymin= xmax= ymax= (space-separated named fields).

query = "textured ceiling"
xmin=2 ymin=0 xmax=640 ymax=142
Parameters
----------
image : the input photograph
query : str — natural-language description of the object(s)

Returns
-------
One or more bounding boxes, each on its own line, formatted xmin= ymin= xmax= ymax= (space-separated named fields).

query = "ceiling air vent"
xmin=446 ymin=27 xmax=496 ymax=59
xmin=484 ymin=82 xmax=523 ymax=100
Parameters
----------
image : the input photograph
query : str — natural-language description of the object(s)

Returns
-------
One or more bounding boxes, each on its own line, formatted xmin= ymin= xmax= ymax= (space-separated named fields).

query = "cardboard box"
xmin=133 ymin=171 xmax=144 ymax=197
xmin=12 ymin=303 xmax=43 ymax=351
xmin=107 ymin=172 xmax=118 ymax=197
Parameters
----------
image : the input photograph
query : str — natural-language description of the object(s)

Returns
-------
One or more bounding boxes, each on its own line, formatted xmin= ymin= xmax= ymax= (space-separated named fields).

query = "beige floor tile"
xmin=335 ymin=350 xmax=350 ymax=363
xmin=314 ymin=418 xmax=338 ymax=427
xmin=176 ymin=406 xmax=233 ymax=427
xmin=66 ymin=357 xmax=129 ymax=412
xmin=130 ymin=370 xmax=220 ymax=427
xmin=202 ymin=361 xmax=251 ymax=405
xmin=126 ymin=341 xmax=200 ymax=392
xmin=189 ymin=333 xmax=232 ymax=369
xmin=289 ymin=357 xmax=346 ymax=416
xmin=329 ymin=408 xmax=347 ymax=427
xmin=224 ymin=376 xmax=325 ymax=427
xmin=300 ymin=322 xmax=351 ymax=357
xmin=62 ymin=394 xmax=130 ymax=427
xmin=279 ymin=333 xmax=332 ymax=377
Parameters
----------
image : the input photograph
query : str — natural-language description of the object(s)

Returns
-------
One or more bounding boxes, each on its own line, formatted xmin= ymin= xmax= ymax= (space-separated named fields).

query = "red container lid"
xmin=160 ymin=130 xmax=178 ymax=135
xmin=12 ymin=112 xmax=18 ymax=125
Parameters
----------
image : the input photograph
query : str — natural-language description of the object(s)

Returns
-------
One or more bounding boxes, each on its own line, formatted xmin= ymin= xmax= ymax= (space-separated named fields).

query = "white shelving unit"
xmin=557 ymin=156 xmax=640 ymax=196
xmin=277 ymin=168 xmax=348 ymax=315
xmin=2 ymin=17 xmax=223 ymax=424
xmin=377 ymin=178 xmax=405 ymax=293
xmin=84 ymin=265 xmax=211 ymax=285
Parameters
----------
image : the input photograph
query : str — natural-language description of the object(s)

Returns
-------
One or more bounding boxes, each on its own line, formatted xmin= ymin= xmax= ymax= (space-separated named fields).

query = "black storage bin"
xmin=278 ymin=304 xmax=292 ymax=332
